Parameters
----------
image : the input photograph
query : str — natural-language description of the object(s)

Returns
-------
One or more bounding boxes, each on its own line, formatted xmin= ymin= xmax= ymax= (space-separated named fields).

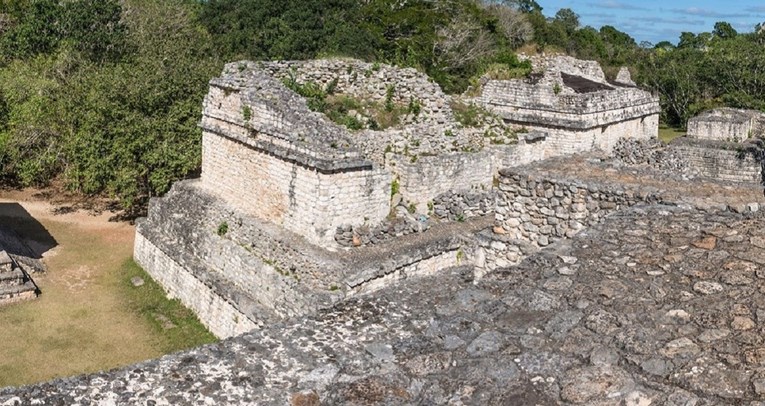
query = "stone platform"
xmin=0 ymin=251 xmax=37 ymax=306
xmin=135 ymin=180 xmax=490 ymax=338
xmin=6 ymin=205 xmax=765 ymax=404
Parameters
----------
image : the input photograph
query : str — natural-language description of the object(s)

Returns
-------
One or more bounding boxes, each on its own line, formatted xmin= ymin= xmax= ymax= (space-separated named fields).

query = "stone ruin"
xmin=0 ymin=250 xmax=37 ymax=306
xmin=131 ymin=56 xmax=662 ymax=338
xmin=5 ymin=56 xmax=765 ymax=404
xmin=611 ymin=107 xmax=765 ymax=186
xmin=688 ymin=108 xmax=765 ymax=142
xmin=476 ymin=54 xmax=660 ymax=157
xmin=0 ymin=226 xmax=42 ymax=306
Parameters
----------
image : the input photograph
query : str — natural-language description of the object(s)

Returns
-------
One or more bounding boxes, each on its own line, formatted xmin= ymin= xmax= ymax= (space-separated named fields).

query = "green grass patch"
xmin=451 ymin=101 xmax=491 ymax=128
xmin=116 ymin=259 xmax=217 ymax=354
xmin=659 ymin=126 xmax=686 ymax=144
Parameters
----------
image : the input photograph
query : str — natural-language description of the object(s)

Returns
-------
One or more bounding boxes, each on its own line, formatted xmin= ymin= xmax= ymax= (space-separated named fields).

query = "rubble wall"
xmin=493 ymin=168 xmax=663 ymax=249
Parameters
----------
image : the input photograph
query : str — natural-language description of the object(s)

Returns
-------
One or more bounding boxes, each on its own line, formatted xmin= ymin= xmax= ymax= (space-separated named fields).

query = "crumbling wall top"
xmin=201 ymin=61 xmax=372 ymax=172
xmin=480 ymin=55 xmax=658 ymax=119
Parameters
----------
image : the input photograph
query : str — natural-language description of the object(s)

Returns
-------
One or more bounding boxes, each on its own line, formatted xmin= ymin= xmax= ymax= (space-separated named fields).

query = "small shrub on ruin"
xmin=451 ymin=101 xmax=490 ymax=128
xmin=241 ymin=106 xmax=252 ymax=122
xmin=391 ymin=178 xmax=400 ymax=197
xmin=553 ymin=82 xmax=562 ymax=95
xmin=385 ymin=84 xmax=396 ymax=112
xmin=407 ymin=203 xmax=416 ymax=214
xmin=216 ymin=222 xmax=229 ymax=236
xmin=407 ymin=97 xmax=421 ymax=117
xmin=324 ymin=77 xmax=339 ymax=95
xmin=368 ymin=118 xmax=380 ymax=130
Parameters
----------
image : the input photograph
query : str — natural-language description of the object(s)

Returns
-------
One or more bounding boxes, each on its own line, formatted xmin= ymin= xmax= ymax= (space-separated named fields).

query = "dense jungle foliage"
xmin=0 ymin=0 xmax=762 ymax=210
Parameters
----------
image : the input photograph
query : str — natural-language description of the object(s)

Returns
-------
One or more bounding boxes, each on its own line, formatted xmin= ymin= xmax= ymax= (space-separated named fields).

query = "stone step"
xmin=0 ymin=280 xmax=37 ymax=305
xmin=0 ymin=251 xmax=12 ymax=273
xmin=0 ymin=268 xmax=26 ymax=287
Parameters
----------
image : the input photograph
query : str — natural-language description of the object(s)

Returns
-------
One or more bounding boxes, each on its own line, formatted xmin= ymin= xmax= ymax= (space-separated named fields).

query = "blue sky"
xmin=538 ymin=1 xmax=765 ymax=44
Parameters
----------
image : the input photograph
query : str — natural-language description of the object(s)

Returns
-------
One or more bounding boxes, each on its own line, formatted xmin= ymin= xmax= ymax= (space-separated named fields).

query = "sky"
xmin=537 ymin=0 xmax=765 ymax=44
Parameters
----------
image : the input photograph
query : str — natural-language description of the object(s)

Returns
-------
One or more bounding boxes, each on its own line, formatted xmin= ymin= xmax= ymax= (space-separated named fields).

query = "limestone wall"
xmin=521 ymin=54 xmax=607 ymax=83
xmin=390 ymin=150 xmax=494 ymax=210
xmin=477 ymin=55 xmax=660 ymax=157
xmin=258 ymin=59 xmax=484 ymax=162
xmin=133 ymin=232 xmax=258 ymax=338
xmin=199 ymin=63 xmax=396 ymax=247
xmin=687 ymin=108 xmax=765 ymax=141
xmin=532 ymin=114 xmax=659 ymax=156
xmin=135 ymin=180 xmax=488 ymax=337
xmin=260 ymin=59 xmax=453 ymax=127
xmin=201 ymin=132 xmax=391 ymax=246
xmin=673 ymin=139 xmax=762 ymax=184
xmin=612 ymin=138 xmax=763 ymax=184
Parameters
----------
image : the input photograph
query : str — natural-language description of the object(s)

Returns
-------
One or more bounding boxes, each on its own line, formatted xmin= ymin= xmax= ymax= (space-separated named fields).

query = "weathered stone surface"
xmin=5 ymin=205 xmax=765 ymax=404
xmin=687 ymin=107 xmax=765 ymax=142
xmin=479 ymin=55 xmax=660 ymax=157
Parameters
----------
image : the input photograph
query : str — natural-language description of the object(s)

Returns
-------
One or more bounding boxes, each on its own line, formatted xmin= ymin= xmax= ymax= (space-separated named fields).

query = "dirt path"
xmin=0 ymin=190 xmax=171 ymax=387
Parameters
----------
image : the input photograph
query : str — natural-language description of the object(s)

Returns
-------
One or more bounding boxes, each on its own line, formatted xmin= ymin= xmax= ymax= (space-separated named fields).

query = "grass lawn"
xmin=659 ymin=126 xmax=686 ymax=144
xmin=0 ymin=194 xmax=216 ymax=387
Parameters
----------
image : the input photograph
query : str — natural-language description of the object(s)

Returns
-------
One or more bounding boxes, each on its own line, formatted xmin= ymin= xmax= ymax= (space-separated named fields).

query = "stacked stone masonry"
xmin=0 ymin=250 xmax=37 ymax=306
xmin=257 ymin=59 xmax=468 ymax=162
xmin=687 ymin=108 xmax=765 ymax=141
xmin=135 ymin=180 xmax=487 ymax=338
xmin=495 ymin=168 xmax=664 ymax=248
xmin=478 ymin=54 xmax=660 ymax=157
xmin=14 ymin=206 xmax=765 ymax=404
xmin=200 ymin=63 xmax=392 ymax=246
xmin=612 ymin=137 xmax=764 ymax=184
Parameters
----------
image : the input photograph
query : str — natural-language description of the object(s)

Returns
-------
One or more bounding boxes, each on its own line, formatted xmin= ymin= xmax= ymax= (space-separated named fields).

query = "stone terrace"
xmin=6 ymin=205 xmax=765 ymax=404
xmin=507 ymin=153 xmax=764 ymax=210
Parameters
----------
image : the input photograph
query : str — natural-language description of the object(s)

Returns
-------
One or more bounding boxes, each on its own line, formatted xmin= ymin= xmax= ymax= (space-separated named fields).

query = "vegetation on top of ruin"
xmin=0 ymin=0 xmax=762 ymax=211
xmin=282 ymin=77 xmax=417 ymax=132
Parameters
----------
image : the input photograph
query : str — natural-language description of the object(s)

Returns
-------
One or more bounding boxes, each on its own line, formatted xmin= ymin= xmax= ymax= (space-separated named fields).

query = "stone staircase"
xmin=0 ymin=250 xmax=38 ymax=306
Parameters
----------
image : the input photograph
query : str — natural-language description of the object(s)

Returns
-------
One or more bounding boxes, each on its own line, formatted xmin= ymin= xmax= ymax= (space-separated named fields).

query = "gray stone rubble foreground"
xmin=4 ymin=205 xmax=765 ymax=404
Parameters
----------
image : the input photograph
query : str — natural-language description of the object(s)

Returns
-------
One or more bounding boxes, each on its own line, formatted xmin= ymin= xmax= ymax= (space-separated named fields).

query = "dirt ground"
xmin=0 ymin=189 xmax=196 ymax=387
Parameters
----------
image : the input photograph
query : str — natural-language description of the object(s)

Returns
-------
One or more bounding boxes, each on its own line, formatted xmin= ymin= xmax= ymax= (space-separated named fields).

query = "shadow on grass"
xmin=0 ymin=202 xmax=57 ymax=260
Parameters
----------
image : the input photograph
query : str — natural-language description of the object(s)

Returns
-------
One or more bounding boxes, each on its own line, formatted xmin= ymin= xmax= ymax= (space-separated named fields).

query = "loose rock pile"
xmin=335 ymin=190 xmax=495 ymax=247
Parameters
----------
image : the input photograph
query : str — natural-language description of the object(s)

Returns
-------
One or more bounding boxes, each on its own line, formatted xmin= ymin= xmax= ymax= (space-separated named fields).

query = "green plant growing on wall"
xmin=385 ymin=84 xmax=396 ymax=112
xmin=325 ymin=77 xmax=339 ymax=95
xmin=408 ymin=97 xmax=421 ymax=117
xmin=242 ymin=105 xmax=252 ymax=121
xmin=407 ymin=203 xmax=416 ymax=214
xmin=391 ymin=178 xmax=400 ymax=197
xmin=553 ymin=82 xmax=562 ymax=95
xmin=216 ymin=221 xmax=229 ymax=236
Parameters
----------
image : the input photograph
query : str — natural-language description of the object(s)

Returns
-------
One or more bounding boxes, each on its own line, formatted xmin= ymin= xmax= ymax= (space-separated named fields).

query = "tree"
xmin=654 ymin=41 xmax=674 ymax=50
xmin=0 ymin=0 xmax=60 ymax=59
xmin=434 ymin=14 xmax=495 ymax=72
xmin=61 ymin=0 xmax=126 ymax=62
xmin=554 ymin=8 xmax=579 ymax=34
xmin=483 ymin=2 xmax=533 ymax=48
xmin=500 ymin=0 xmax=542 ymax=13
xmin=712 ymin=21 xmax=737 ymax=40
